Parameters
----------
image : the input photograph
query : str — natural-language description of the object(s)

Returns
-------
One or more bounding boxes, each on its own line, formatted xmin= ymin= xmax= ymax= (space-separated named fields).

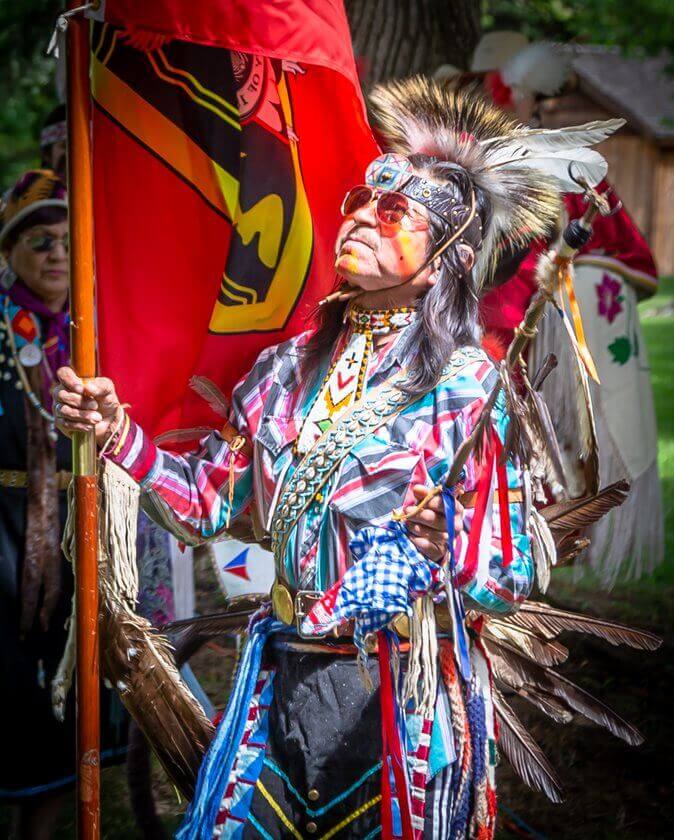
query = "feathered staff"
xmin=399 ymin=177 xmax=618 ymax=527
xmin=363 ymin=79 xmax=663 ymax=803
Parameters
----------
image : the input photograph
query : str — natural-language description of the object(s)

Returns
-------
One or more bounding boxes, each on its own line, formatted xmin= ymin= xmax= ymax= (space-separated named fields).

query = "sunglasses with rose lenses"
xmin=20 ymin=233 xmax=69 ymax=254
xmin=341 ymin=185 xmax=425 ymax=227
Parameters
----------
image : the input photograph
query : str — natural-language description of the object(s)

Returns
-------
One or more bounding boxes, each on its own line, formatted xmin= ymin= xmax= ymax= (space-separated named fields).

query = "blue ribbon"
xmin=177 ymin=615 xmax=282 ymax=839
xmin=441 ymin=485 xmax=472 ymax=681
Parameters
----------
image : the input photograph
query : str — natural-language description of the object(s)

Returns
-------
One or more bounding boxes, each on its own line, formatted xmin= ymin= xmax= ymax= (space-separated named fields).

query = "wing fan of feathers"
xmin=479 ymin=481 xmax=660 ymax=801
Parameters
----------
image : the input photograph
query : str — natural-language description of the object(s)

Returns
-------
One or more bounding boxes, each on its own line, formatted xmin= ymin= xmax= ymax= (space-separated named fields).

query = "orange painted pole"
xmin=65 ymin=5 xmax=100 ymax=839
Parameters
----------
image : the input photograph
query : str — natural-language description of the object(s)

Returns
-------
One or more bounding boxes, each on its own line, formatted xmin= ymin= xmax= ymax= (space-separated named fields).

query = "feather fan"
xmin=101 ymin=605 xmax=214 ymax=799
xmin=493 ymin=690 xmax=564 ymax=803
xmin=485 ymin=638 xmax=644 ymax=745
xmin=517 ymin=686 xmax=574 ymax=725
xmin=509 ymin=601 xmax=661 ymax=651
xmin=541 ymin=480 xmax=630 ymax=534
xmin=483 ymin=617 xmax=568 ymax=667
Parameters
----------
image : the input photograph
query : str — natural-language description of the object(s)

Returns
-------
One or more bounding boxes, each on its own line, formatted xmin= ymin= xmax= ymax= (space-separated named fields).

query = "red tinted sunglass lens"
xmin=342 ymin=186 xmax=374 ymax=216
xmin=376 ymin=191 xmax=408 ymax=225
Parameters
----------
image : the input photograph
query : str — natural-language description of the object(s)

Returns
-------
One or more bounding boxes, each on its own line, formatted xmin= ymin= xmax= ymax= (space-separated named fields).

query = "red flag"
xmin=92 ymin=1 xmax=378 ymax=434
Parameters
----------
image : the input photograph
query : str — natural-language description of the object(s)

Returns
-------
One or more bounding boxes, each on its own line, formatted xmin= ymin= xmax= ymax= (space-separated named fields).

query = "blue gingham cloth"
xmin=300 ymin=521 xmax=445 ymax=655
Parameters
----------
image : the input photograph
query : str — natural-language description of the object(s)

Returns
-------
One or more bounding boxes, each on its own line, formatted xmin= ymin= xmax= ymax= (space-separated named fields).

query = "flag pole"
xmin=65 ymin=4 xmax=100 ymax=838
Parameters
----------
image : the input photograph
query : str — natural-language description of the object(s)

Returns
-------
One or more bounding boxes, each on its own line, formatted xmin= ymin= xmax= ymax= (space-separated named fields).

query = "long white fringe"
xmin=404 ymin=596 xmax=438 ymax=715
xmin=531 ymin=308 xmax=663 ymax=587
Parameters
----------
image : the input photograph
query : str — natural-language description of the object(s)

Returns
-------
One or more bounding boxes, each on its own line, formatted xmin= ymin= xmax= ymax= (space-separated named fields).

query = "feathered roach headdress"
xmin=368 ymin=77 xmax=623 ymax=287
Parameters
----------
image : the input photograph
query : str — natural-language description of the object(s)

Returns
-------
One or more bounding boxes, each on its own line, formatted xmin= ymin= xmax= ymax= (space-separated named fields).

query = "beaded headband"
xmin=365 ymin=152 xmax=483 ymax=251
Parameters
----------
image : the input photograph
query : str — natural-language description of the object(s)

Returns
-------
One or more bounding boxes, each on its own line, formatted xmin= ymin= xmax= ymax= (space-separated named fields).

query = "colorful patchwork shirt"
xmin=108 ymin=327 xmax=533 ymax=614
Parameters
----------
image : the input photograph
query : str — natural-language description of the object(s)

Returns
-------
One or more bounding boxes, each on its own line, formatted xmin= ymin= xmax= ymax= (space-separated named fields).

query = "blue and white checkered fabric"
xmin=301 ymin=520 xmax=445 ymax=656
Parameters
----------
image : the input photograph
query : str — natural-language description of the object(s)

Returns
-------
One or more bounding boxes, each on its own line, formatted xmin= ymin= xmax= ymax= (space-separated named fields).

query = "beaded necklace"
xmin=295 ymin=304 xmax=416 ymax=455
xmin=1 ymin=297 xmax=56 ymax=435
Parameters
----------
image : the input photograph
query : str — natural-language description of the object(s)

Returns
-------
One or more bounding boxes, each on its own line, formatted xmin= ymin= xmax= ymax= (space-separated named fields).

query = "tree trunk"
xmin=345 ymin=0 xmax=481 ymax=88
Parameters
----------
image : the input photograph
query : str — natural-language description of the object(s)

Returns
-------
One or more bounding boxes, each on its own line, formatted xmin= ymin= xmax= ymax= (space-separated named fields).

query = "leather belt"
xmin=0 ymin=469 xmax=72 ymax=490
xmin=271 ymin=580 xmax=451 ymax=639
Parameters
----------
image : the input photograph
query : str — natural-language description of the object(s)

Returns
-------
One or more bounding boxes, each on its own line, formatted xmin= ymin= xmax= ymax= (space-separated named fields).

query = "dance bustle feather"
xmin=55 ymin=461 xmax=214 ymax=797
xmin=97 ymin=462 xmax=214 ymax=798
xmin=369 ymin=78 xmax=623 ymax=285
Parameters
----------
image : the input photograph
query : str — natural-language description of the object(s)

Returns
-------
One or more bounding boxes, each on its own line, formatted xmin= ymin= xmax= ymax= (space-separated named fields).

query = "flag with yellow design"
xmin=91 ymin=0 xmax=378 ymax=433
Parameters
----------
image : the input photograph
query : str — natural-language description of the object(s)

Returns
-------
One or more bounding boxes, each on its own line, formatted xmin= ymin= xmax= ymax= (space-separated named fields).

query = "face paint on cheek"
xmin=391 ymin=231 xmax=425 ymax=274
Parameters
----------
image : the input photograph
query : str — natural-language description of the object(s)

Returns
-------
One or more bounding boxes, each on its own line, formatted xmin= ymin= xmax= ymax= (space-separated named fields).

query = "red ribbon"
xmin=378 ymin=632 xmax=414 ymax=840
xmin=493 ymin=435 xmax=514 ymax=569
xmin=456 ymin=439 xmax=495 ymax=587
xmin=457 ymin=426 xmax=514 ymax=584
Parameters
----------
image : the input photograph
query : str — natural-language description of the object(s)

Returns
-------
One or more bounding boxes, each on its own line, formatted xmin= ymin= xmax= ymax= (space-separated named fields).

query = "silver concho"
xmin=18 ymin=343 xmax=42 ymax=367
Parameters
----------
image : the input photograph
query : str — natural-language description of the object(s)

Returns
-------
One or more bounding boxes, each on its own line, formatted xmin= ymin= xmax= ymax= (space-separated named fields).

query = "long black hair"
xmin=303 ymin=156 xmax=491 ymax=395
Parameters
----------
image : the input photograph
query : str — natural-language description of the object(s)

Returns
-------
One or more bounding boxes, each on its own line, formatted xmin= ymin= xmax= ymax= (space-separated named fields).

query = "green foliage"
xmin=0 ymin=1 xmax=62 ymax=185
xmin=1 ymin=0 xmax=672 ymax=185
xmin=483 ymin=0 xmax=674 ymax=60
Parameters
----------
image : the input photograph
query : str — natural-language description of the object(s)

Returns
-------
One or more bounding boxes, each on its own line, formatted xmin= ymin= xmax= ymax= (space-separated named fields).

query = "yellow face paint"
xmin=335 ymin=252 xmax=359 ymax=274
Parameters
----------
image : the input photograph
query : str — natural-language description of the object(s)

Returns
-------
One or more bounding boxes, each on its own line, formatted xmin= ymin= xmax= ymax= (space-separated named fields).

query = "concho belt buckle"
xmin=271 ymin=580 xmax=295 ymax=626
xmin=294 ymin=590 xmax=327 ymax=639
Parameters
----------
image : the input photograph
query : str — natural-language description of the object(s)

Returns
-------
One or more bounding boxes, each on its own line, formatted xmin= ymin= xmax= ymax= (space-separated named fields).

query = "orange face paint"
xmin=389 ymin=229 xmax=426 ymax=275
xmin=335 ymin=252 xmax=359 ymax=275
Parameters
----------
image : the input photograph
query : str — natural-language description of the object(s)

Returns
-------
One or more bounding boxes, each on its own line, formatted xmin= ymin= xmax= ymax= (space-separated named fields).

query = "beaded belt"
xmin=0 ymin=469 xmax=72 ymax=490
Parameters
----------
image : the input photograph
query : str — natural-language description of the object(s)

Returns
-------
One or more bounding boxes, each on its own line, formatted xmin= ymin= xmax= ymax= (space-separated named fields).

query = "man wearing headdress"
xmin=54 ymin=81 xmax=627 ymax=837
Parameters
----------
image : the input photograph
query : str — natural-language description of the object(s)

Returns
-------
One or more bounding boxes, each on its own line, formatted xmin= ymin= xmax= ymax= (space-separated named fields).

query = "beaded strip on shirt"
xmin=274 ymin=346 xmax=487 ymax=569
xmin=294 ymin=306 xmax=416 ymax=456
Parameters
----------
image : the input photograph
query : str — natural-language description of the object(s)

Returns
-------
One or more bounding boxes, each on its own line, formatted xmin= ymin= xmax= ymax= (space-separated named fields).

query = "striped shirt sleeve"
xmin=106 ymin=415 xmax=253 ymax=544
xmin=103 ymin=341 xmax=286 ymax=543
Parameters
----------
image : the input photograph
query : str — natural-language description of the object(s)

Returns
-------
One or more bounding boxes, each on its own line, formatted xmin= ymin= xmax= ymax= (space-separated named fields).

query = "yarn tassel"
xmin=441 ymin=486 xmax=472 ymax=681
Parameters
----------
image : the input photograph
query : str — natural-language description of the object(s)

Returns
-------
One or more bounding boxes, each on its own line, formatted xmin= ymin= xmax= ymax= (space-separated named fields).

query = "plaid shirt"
xmin=109 ymin=326 xmax=533 ymax=613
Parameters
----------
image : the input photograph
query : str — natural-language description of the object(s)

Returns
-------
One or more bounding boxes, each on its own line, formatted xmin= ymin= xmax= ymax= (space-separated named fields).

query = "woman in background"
xmin=0 ymin=171 xmax=127 ymax=839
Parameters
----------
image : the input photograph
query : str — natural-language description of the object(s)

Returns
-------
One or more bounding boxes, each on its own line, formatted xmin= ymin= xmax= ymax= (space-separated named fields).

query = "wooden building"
xmin=541 ymin=46 xmax=674 ymax=275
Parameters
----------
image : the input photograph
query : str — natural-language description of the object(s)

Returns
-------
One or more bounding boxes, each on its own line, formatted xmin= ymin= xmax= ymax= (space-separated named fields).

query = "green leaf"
xmin=608 ymin=335 xmax=633 ymax=365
